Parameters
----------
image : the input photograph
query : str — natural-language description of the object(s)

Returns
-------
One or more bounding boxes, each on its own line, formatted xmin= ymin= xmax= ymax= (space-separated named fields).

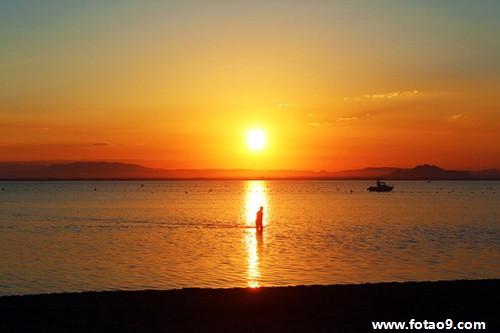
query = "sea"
xmin=0 ymin=180 xmax=499 ymax=296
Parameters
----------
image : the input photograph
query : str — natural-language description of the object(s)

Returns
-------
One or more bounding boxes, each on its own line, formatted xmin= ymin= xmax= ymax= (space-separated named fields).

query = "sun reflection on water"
xmin=243 ymin=181 xmax=268 ymax=288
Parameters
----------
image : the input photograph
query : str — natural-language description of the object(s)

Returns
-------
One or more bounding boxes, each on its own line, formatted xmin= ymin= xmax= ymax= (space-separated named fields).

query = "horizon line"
xmin=0 ymin=160 xmax=499 ymax=173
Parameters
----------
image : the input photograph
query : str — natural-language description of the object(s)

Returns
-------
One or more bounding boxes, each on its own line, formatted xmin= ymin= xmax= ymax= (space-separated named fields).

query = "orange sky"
xmin=1 ymin=1 xmax=499 ymax=170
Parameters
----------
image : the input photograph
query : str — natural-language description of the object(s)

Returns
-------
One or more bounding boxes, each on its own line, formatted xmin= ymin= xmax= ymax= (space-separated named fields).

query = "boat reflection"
xmin=243 ymin=181 xmax=268 ymax=288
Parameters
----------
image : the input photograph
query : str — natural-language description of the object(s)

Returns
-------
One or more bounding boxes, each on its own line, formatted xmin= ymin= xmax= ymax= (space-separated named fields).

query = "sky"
xmin=1 ymin=0 xmax=499 ymax=171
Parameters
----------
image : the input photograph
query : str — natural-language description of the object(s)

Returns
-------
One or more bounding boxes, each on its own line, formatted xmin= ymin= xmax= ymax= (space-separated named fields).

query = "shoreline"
xmin=1 ymin=279 xmax=498 ymax=332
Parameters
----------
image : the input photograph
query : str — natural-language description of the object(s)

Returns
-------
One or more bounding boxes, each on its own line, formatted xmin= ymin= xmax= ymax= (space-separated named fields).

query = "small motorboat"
xmin=367 ymin=181 xmax=394 ymax=192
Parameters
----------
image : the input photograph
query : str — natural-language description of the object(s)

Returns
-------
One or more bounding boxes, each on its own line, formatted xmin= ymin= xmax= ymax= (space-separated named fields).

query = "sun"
xmin=246 ymin=129 xmax=267 ymax=151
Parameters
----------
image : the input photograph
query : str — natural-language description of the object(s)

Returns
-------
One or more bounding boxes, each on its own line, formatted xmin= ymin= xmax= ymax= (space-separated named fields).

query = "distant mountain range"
xmin=0 ymin=162 xmax=499 ymax=180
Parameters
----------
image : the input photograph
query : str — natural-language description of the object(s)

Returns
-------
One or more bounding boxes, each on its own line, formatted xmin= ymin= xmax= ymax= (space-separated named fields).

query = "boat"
xmin=367 ymin=181 xmax=394 ymax=192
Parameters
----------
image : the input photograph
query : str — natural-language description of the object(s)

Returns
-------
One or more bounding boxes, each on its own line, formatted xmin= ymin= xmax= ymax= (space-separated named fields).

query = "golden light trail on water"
xmin=244 ymin=181 xmax=268 ymax=288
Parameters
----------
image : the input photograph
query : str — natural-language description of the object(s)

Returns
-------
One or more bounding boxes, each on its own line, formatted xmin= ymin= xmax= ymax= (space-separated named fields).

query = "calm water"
xmin=0 ymin=180 xmax=499 ymax=296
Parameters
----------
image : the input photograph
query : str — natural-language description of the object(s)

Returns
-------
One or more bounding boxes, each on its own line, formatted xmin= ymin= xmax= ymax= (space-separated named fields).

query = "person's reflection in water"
xmin=255 ymin=206 xmax=264 ymax=233
xmin=256 ymin=230 xmax=263 ymax=249
xmin=256 ymin=230 xmax=263 ymax=268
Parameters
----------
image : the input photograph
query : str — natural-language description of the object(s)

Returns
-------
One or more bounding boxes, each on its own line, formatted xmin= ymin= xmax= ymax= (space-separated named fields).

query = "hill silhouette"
xmin=386 ymin=164 xmax=472 ymax=180
xmin=0 ymin=162 xmax=498 ymax=180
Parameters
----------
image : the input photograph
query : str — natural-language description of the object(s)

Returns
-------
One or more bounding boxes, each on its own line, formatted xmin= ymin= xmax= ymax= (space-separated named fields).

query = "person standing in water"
xmin=255 ymin=206 xmax=264 ymax=233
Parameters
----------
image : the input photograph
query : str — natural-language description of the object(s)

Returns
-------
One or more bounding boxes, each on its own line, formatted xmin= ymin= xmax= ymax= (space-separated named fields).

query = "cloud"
xmin=363 ymin=90 xmax=419 ymax=99
xmin=451 ymin=114 xmax=463 ymax=120
xmin=0 ymin=142 xmax=112 ymax=149
xmin=0 ymin=125 xmax=51 ymax=131
xmin=307 ymin=114 xmax=362 ymax=128
xmin=344 ymin=90 xmax=419 ymax=102
xmin=337 ymin=116 xmax=358 ymax=122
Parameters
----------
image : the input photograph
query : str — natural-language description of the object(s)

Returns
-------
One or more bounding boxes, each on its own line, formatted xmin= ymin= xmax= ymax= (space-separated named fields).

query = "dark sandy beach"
xmin=0 ymin=280 xmax=498 ymax=332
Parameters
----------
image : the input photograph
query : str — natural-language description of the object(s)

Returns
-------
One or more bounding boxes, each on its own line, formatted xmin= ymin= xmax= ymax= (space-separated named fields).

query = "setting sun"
xmin=246 ymin=129 xmax=267 ymax=152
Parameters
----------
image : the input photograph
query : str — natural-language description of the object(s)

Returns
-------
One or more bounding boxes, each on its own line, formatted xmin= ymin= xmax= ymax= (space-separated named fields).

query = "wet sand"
xmin=0 ymin=280 xmax=498 ymax=332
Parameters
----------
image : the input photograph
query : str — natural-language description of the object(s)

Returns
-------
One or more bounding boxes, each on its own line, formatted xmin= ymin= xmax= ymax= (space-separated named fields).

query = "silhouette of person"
xmin=255 ymin=206 xmax=264 ymax=233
